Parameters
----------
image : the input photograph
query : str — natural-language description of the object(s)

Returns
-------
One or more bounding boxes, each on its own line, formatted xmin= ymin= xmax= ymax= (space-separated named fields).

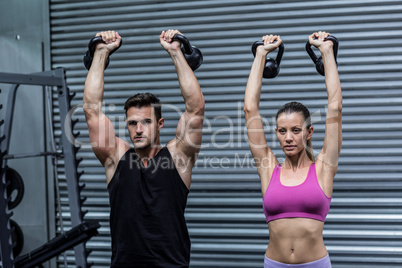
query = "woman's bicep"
xmin=245 ymin=111 xmax=278 ymax=170
xmin=317 ymin=106 xmax=342 ymax=169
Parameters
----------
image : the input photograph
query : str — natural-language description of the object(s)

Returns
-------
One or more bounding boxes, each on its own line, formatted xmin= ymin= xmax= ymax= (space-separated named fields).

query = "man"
xmin=83 ymin=29 xmax=204 ymax=267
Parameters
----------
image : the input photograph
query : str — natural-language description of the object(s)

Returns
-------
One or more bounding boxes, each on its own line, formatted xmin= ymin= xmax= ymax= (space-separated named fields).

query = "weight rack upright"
xmin=0 ymin=68 xmax=91 ymax=268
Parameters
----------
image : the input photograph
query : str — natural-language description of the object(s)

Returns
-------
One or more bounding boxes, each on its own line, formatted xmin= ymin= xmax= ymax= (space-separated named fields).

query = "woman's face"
xmin=275 ymin=112 xmax=313 ymax=157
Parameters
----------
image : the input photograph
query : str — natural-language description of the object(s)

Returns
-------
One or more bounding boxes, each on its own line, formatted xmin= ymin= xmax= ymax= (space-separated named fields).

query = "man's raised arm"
xmin=160 ymin=29 xmax=205 ymax=187
xmin=83 ymin=31 xmax=128 ymax=178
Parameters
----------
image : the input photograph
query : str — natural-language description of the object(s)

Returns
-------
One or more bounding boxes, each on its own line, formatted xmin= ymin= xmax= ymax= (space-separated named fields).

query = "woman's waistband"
xmin=264 ymin=254 xmax=331 ymax=268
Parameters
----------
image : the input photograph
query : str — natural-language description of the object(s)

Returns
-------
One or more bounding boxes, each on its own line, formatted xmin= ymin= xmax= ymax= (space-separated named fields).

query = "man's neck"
xmin=135 ymin=144 xmax=162 ymax=167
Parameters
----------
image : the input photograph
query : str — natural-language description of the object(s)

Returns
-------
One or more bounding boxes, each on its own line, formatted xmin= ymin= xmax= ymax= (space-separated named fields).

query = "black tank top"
xmin=107 ymin=147 xmax=190 ymax=267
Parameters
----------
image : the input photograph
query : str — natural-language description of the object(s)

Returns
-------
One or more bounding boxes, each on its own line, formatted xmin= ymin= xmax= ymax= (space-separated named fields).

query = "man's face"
xmin=126 ymin=106 xmax=164 ymax=149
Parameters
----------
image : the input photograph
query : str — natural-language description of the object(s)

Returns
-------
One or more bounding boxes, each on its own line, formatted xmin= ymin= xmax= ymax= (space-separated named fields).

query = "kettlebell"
xmin=252 ymin=41 xmax=284 ymax=79
xmin=83 ymin=36 xmax=123 ymax=70
xmin=305 ymin=35 xmax=339 ymax=76
xmin=172 ymin=34 xmax=203 ymax=71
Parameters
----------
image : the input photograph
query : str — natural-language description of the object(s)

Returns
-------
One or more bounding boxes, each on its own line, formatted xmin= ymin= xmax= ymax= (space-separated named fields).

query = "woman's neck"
xmin=283 ymin=150 xmax=312 ymax=171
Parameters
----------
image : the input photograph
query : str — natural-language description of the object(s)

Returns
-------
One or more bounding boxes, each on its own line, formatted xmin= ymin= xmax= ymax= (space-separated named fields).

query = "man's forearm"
xmin=83 ymin=50 xmax=109 ymax=108
xmin=170 ymin=51 xmax=203 ymax=113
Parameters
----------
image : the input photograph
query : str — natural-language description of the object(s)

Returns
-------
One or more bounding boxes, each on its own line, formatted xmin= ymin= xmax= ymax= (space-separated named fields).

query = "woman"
xmin=243 ymin=31 xmax=342 ymax=268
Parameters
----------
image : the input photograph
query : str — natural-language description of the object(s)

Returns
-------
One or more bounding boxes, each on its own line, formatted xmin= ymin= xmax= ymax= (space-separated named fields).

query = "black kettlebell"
xmin=172 ymin=34 xmax=203 ymax=71
xmin=252 ymin=41 xmax=284 ymax=78
xmin=305 ymin=35 xmax=339 ymax=76
xmin=83 ymin=36 xmax=123 ymax=70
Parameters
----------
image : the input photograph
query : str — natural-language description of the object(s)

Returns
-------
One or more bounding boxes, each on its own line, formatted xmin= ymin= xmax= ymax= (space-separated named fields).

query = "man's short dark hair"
xmin=124 ymin=93 xmax=162 ymax=121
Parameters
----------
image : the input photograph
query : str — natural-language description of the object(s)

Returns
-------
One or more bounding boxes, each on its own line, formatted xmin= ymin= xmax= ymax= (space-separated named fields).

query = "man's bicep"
xmin=174 ymin=112 xmax=203 ymax=157
xmin=86 ymin=112 xmax=119 ymax=165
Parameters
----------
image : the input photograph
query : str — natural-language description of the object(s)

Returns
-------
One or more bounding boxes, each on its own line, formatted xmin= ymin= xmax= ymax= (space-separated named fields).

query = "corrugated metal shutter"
xmin=50 ymin=0 xmax=402 ymax=267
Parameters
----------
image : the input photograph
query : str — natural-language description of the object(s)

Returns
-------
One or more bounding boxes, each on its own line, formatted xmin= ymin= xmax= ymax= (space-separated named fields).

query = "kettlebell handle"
xmin=252 ymin=41 xmax=284 ymax=65
xmin=83 ymin=36 xmax=123 ymax=70
xmin=251 ymin=41 xmax=284 ymax=78
xmin=305 ymin=35 xmax=338 ymax=76
xmin=171 ymin=34 xmax=203 ymax=71
xmin=172 ymin=34 xmax=194 ymax=55
xmin=251 ymin=41 xmax=285 ymax=65
xmin=88 ymin=36 xmax=123 ymax=57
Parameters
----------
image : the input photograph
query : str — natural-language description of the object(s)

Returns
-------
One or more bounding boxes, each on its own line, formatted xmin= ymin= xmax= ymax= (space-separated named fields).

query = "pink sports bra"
xmin=263 ymin=163 xmax=332 ymax=223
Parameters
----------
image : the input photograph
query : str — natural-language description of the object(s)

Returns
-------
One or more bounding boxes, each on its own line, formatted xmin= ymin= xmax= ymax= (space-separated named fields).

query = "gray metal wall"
xmin=50 ymin=1 xmax=402 ymax=267
xmin=0 ymin=0 xmax=54 ymax=266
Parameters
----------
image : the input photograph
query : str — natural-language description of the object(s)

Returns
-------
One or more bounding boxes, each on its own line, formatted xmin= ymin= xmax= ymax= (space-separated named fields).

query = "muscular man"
xmin=83 ymin=29 xmax=204 ymax=267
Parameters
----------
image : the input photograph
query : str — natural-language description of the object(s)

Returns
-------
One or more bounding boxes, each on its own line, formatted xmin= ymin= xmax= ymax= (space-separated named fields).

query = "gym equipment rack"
xmin=0 ymin=68 xmax=98 ymax=268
